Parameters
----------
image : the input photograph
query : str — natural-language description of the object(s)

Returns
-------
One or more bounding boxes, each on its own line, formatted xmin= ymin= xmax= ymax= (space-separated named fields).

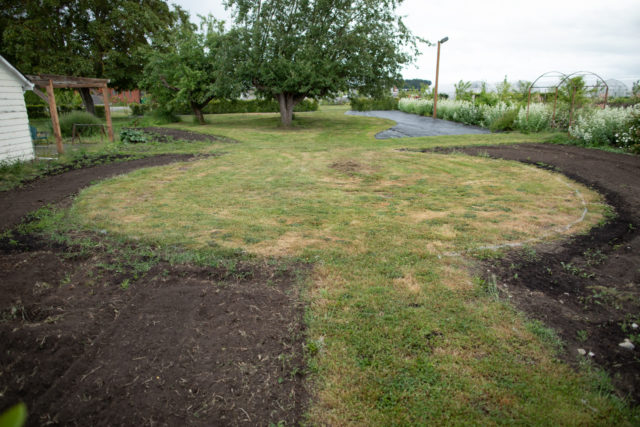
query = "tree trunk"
xmin=191 ymin=102 xmax=206 ymax=125
xmin=277 ymin=93 xmax=303 ymax=127
xmin=79 ymin=88 xmax=96 ymax=116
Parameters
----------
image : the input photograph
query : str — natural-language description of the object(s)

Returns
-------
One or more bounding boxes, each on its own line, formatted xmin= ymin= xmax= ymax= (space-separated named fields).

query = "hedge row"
xmin=27 ymin=105 xmax=106 ymax=119
xmin=200 ymin=98 xmax=318 ymax=114
xmin=349 ymin=97 xmax=399 ymax=111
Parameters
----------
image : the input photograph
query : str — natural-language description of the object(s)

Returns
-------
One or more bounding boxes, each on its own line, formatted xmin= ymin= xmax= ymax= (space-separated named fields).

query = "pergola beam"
xmin=26 ymin=74 xmax=110 ymax=88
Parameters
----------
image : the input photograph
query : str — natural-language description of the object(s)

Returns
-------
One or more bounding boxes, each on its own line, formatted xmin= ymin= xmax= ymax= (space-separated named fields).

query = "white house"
xmin=0 ymin=55 xmax=35 ymax=163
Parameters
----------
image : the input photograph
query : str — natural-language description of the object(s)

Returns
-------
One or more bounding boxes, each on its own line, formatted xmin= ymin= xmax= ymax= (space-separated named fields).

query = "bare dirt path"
xmin=422 ymin=143 xmax=640 ymax=403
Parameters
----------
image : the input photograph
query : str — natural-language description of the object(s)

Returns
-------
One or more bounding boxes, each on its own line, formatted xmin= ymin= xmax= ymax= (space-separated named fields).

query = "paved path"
xmin=346 ymin=110 xmax=490 ymax=139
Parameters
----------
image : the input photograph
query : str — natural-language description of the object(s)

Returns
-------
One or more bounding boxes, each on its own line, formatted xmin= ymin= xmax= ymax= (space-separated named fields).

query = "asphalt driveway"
xmin=346 ymin=110 xmax=490 ymax=139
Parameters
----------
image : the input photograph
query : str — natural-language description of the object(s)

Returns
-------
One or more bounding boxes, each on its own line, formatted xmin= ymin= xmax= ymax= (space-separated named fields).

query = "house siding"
xmin=0 ymin=63 xmax=34 ymax=163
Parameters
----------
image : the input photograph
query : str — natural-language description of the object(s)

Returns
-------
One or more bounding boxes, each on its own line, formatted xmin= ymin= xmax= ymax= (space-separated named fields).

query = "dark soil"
xmin=0 ymin=231 xmax=309 ymax=426
xmin=1 ymin=154 xmax=309 ymax=425
xmin=0 ymin=154 xmax=203 ymax=232
xmin=420 ymin=143 xmax=640 ymax=403
xmin=139 ymin=127 xmax=233 ymax=143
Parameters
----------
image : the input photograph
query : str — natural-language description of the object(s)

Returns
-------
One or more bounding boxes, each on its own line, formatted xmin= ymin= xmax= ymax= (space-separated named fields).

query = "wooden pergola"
xmin=25 ymin=74 xmax=114 ymax=154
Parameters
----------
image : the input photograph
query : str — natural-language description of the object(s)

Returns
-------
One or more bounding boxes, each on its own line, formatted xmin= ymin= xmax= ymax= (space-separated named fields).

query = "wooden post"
xmin=552 ymin=87 xmax=558 ymax=125
xmin=432 ymin=41 xmax=442 ymax=119
xmin=46 ymin=79 xmax=64 ymax=154
xmin=102 ymin=86 xmax=114 ymax=142
xmin=569 ymin=87 xmax=576 ymax=129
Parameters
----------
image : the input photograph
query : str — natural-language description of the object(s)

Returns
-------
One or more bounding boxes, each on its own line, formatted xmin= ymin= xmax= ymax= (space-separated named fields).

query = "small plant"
xmin=119 ymin=128 xmax=150 ymax=144
xmin=0 ymin=402 xmax=27 ymax=427
xmin=576 ymin=329 xmax=588 ymax=342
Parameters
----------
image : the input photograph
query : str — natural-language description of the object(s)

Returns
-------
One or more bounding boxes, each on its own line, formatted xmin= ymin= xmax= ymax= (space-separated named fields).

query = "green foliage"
xmin=559 ymin=76 xmax=589 ymax=109
xmin=129 ymin=103 xmax=150 ymax=116
xmin=489 ymin=109 xmax=519 ymax=132
xmin=57 ymin=111 xmax=103 ymax=137
xmin=613 ymin=107 xmax=640 ymax=153
xmin=141 ymin=17 xmax=247 ymax=124
xmin=94 ymin=105 xmax=105 ymax=119
xmin=202 ymin=98 xmax=318 ymax=114
xmin=228 ymin=0 xmax=422 ymax=125
xmin=0 ymin=403 xmax=27 ymax=427
xmin=349 ymin=97 xmax=399 ymax=111
xmin=0 ymin=0 xmax=189 ymax=89
xmin=26 ymin=105 xmax=49 ymax=119
xmin=119 ymin=128 xmax=149 ymax=144
xmin=607 ymin=97 xmax=640 ymax=108
xmin=26 ymin=105 xmax=83 ymax=119
xmin=454 ymin=80 xmax=472 ymax=101
xmin=148 ymin=109 xmax=180 ymax=124
xmin=515 ymin=104 xmax=552 ymax=133
xmin=495 ymin=76 xmax=513 ymax=103
xmin=402 ymin=79 xmax=431 ymax=90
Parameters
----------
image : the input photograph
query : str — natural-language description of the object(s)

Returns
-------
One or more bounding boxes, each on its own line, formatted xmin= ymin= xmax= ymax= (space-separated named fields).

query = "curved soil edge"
xmin=0 ymin=154 xmax=204 ymax=232
xmin=422 ymin=143 xmax=640 ymax=403
xmin=0 ymin=150 xmax=309 ymax=424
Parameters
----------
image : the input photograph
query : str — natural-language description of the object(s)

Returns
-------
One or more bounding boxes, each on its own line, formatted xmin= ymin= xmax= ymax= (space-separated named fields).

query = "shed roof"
xmin=0 ymin=55 xmax=34 ymax=91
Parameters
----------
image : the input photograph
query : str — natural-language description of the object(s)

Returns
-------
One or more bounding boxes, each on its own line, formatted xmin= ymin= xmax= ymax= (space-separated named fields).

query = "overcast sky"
xmin=172 ymin=0 xmax=640 ymax=93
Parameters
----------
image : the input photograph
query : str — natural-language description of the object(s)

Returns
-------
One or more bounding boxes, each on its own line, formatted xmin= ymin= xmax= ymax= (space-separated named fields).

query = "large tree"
xmin=0 ymin=0 xmax=189 ymax=113
xmin=140 ymin=18 xmax=247 ymax=124
xmin=227 ymin=0 xmax=421 ymax=126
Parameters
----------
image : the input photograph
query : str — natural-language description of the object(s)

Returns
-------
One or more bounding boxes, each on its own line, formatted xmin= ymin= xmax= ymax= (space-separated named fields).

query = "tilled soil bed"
xmin=421 ymin=143 xmax=640 ymax=403
xmin=137 ymin=127 xmax=233 ymax=143
xmin=0 ymin=155 xmax=308 ymax=425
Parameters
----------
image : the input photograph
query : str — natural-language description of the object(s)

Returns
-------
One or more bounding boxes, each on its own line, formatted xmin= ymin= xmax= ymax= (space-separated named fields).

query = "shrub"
xmin=569 ymin=106 xmax=635 ymax=147
xmin=349 ymin=97 xmax=398 ymax=111
xmin=201 ymin=98 xmax=318 ymax=114
xmin=489 ymin=109 xmax=519 ymax=132
xmin=619 ymin=109 xmax=640 ymax=153
xmin=56 ymin=111 xmax=103 ymax=137
xmin=515 ymin=104 xmax=552 ymax=133
xmin=26 ymin=105 xmax=49 ymax=119
xmin=129 ymin=103 xmax=150 ymax=116
xmin=26 ymin=104 xmax=82 ymax=119
xmin=149 ymin=109 xmax=181 ymax=124
xmin=398 ymin=98 xmax=432 ymax=116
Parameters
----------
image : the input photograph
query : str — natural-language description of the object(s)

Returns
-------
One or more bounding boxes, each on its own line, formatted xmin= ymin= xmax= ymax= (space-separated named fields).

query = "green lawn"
xmin=42 ymin=106 xmax=638 ymax=423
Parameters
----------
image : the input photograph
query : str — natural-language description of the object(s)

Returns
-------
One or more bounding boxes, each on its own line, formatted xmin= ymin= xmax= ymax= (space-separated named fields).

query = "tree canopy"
xmin=0 ymin=0 xmax=189 ymax=90
xmin=227 ymin=0 xmax=421 ymax=125
xmin=140 ymin=18 xmax=247 ymax=124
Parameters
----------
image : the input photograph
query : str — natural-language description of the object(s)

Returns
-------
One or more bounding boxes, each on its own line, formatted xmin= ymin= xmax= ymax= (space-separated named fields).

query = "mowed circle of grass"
xmin=68 ymin=108 xmax=635 ymax=424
